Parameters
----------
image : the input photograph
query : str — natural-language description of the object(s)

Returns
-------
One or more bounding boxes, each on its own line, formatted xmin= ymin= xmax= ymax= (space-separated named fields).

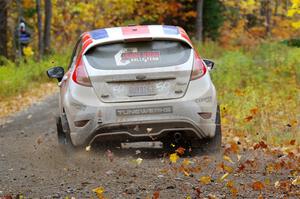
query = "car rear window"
xmin=85 ymin=40 xmax=192 ymax=70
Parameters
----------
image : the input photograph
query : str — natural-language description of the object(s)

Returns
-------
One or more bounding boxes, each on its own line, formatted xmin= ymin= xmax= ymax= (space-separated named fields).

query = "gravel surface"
xmin=0 ymin=94 xmax=299 ymax=198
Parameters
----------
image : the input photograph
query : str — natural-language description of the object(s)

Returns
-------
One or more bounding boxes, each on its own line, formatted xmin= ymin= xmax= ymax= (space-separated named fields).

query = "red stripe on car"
xmin=122 ymin=26 xmax=150 ymax=36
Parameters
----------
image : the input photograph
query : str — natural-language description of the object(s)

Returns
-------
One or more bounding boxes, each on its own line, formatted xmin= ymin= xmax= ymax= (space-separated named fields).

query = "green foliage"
xmin=198 ymin=42 xmax=300 ymax=145
xmin=203 ymin=0 xmax=224 ymax=41
xmin=0 ymin=52 xmax=69 ymax=99
xmin=281 ymin=38 xmax=300 ymax=47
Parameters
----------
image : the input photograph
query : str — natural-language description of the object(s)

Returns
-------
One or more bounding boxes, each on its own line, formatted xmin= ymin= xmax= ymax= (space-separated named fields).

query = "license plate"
xmin=128 ymin=84 xmax=156 ymax=97
xmin=121 ymin=141 xmax=163 ymax=149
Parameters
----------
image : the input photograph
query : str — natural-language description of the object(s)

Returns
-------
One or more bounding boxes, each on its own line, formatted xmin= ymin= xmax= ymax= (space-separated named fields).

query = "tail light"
xmin=72 ymin=58 xmax=92 ymax=87
xmin=191 ymin=51 xmax=207 ymax=80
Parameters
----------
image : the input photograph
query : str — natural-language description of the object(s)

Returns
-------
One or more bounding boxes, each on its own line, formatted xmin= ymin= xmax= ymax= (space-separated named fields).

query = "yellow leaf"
xmin=93 ymin=187 xmax=105 ymax=199
xmin=223 ymin=164 xmax=234 ymax=173
xmin=135 ymin=158 xmax=143 ymax=165
xmin=292 ymin=176 xmax=300 ymax=185
xmin=223 ymin=155 xmax=234 ymax=164
xmin=199 ymin=176 xmax=211 ymax=185
xmin=219 ymin=173 xmax=229 ymax=182
xmin=265 ymin=178 xmax=270 ymax=185
xmin=182 ymin=159 xmax=191 ymax=166
xmin=183 ymin=170 xmax=190 ymax=176
xmin=226 ymin=180 xmax=234 ymax=188
xmin=23 ymin=46 xmax=34 ymax=57
xmin=170 ymin=153 xmax=179 ymax=163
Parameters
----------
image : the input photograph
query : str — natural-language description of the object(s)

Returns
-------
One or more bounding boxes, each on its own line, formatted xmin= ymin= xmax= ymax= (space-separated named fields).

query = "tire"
xmin=195 ymin=105 xmax=222 ymax=154
xmin=56 ymin=116 xmax=74 ymax=150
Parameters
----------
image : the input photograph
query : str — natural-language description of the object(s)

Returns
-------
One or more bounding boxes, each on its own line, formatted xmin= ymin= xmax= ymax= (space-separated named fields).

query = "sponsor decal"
xmin=115 ymin=48 xmax=160 ymax=66
xmin=116 ymin=106 xmax=173 ymax=116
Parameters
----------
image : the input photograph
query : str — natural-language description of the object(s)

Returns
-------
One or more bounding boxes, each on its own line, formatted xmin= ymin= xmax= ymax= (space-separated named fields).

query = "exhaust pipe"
xmin=174 ymin=132 xmax=182 ymax=143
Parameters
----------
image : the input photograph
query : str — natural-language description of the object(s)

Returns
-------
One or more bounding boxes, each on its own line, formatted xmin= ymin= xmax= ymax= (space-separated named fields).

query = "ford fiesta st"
xmin=47 ymin=25 xmax=221 ymax=152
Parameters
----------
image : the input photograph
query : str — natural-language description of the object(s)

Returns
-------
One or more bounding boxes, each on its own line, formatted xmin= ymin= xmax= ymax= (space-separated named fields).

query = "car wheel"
xmin=56 ymin=116 xmax=74 ymax=150
xmin=195 ymin=105 xmax=222 ymax=154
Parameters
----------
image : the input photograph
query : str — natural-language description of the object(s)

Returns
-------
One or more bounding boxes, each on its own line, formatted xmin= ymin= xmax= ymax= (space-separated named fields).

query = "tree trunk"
xmin=265 ymin=0 xmax=272 ymax=36
xmin=261 ymin=0 xmax=272 ymax=37
xmin=196 ymin=0 xmax=204 ymax=42
xmin=43 ymin=0 xmax=52 ymax=54
xmin=36 ymin=0 xmax=43 ymax=60
xmin=0 ymin=0 xmax=8 ymax=58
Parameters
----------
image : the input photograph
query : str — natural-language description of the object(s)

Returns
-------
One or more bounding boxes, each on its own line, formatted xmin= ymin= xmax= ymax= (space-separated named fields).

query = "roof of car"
xmin=81 ymin=25 xmax=193 ymax=53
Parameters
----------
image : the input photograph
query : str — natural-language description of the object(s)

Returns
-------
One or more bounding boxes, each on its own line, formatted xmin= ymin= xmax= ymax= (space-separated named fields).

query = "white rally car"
xmin=47 ymin=25 xmax=221 ymax=152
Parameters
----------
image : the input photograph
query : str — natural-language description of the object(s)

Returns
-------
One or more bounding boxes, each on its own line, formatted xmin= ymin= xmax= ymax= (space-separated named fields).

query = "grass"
xmin=0 ymin=43 xmax=299 ymax=147
xmin=196 ymin=42 xmax=300 ymax=146
xmin=0 ymin=52 xmax=70 ymax=100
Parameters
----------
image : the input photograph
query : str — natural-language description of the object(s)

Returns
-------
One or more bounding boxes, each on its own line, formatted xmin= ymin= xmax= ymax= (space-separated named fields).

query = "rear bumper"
xmin=75 ymin=119 xmax=215 ymax=146
xmin=63 ymin=75 xmax=218 ymax=146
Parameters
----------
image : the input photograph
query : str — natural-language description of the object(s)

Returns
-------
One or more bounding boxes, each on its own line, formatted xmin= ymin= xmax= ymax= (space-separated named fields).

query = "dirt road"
xmin=0 ymin=94 xmax=299 ymax=198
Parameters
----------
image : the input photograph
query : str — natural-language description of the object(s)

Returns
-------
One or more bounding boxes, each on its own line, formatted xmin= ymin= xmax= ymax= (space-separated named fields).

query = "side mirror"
xmin=203 ymin=59 xmax=215 ymax=71
xmin=47 ymin=66 xmax=64 ymax=82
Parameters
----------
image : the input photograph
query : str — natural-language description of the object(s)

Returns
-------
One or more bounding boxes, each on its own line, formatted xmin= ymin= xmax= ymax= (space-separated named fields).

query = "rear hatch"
xmin=84 ymin=40 xmax=193 ymax=103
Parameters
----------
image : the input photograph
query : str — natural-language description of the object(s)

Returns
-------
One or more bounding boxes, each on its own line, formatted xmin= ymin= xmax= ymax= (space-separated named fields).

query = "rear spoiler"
xmin=83 ymin=37 xmax=193 ymax=55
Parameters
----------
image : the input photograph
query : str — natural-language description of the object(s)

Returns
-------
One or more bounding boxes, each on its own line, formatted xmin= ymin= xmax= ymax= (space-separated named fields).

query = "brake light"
xmin=191 ymin=51 xmax=207 ymax=80
xmin=72 ymin=58 xmax=92 ymax=87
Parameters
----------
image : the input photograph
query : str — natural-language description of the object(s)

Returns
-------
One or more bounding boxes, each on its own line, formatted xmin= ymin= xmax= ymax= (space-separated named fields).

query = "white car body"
xmin=55 ymin=25 xmax=219 ymax=148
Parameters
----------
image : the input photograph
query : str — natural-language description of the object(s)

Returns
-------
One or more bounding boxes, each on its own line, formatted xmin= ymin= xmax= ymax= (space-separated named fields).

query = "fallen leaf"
xmin=85 ymin=145 xmax=91 ymax=152
xmin=230 ymin=142 xmax=239 ymax=153
xmin=290 ymin=139 xmax=296 ymax=145
xmin=226 ymin=180 xmax=234 ymax=188
xmin=220 ymin=162 xmax=234 ymax=173
xmin=208 ymin=193 xmax=217 ymax=199
xmin=199 ymin=176 xmax=211 ymax=185
xmin=237 ymin=154 xmax=242 ymax=161
xmin=153 ymin=191 xmax=160 ymax=199
xmin=252 ymin=181 xmax=264 ymax=191
xmin=146 ymin=128 xmax=153 ymax=133
xmin=274 ymin=181 xmax=280 ymax=188
xmin=250 ymin=107 xmax=258 ymax=115
xmin=230 ymin=187 xmax=238 ymax=198
xmin=175 ymin=147 xmax=185 ymax=155
xmin=170 ymin=153 xmax=179 ymax=163
xmin=258 ymin=194 xmax=264 ymax=199
xmin=223 ymin=155 xmax=234 ymax=163
xmin=254 ymin=141 xmax=268 ymax=150
xmin=93 ymin=186 xmax=105 ymax=199
xmin=266 ymin=164 xmax=273 ymax=173
xmin=292 ymin=176 xmax=300 ymax=185
xmin=237 ymin=164 xmax=245 ymax=172
xmin=135 ymin=158 xmax=143 ymax=166
xmin=244 ymin=115 xmax=253 ymax=122
xmin=182 ymin=159 xmax=191 ymax=166
xmin=36 ymin=136 xmax=43 ymax=145
xmin=264 ymin=178 xmax=270 ymax=185
xmin=183 ymin=170 xmax=190 ymax=176
xmin=219 ymin=173 xmax=229 ymax=182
